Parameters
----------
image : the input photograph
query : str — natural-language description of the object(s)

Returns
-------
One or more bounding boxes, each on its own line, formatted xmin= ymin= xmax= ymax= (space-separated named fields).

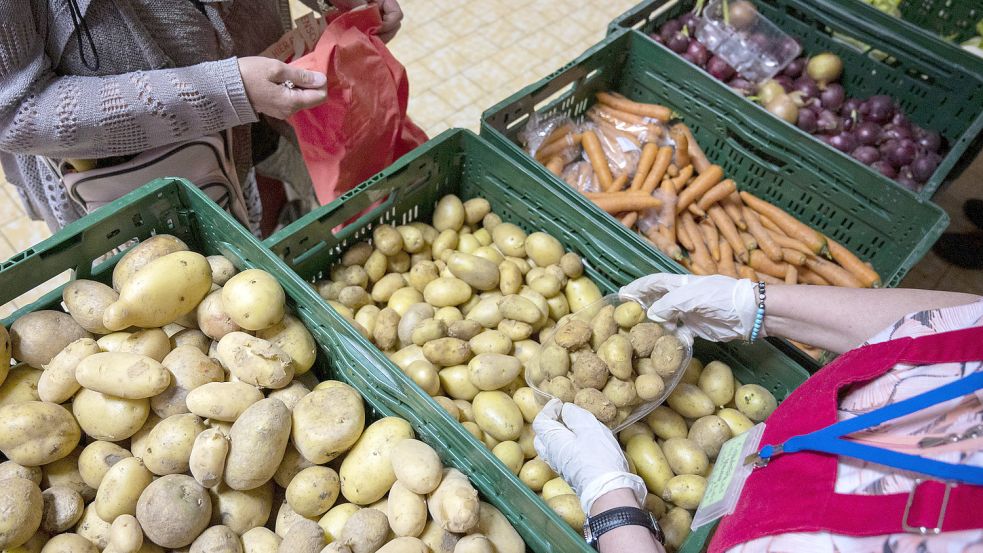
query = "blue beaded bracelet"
xmin=749 ymin=281 xmax=766 ymax=342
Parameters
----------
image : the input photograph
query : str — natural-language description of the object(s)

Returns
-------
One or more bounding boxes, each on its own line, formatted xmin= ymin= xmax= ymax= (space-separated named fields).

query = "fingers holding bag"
xmin=237 ymin=57 xmax=328 ymax=120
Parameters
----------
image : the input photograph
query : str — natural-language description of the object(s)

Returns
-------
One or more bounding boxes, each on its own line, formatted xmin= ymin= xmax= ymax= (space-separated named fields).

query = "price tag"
xmin=691 ymin=423 xmax=766 ymax=530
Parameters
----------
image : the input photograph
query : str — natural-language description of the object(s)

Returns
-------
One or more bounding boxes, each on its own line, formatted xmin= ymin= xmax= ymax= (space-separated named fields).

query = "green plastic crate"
xmin=0 ymin=178 xmax=568 ymax=553
xmin=266 ymin=129 xmax=811 ymax=553
xmin=608 ymin=0 xmax=983 ymax=199
xmin=895 ymin=0 xmax=982 ymax=43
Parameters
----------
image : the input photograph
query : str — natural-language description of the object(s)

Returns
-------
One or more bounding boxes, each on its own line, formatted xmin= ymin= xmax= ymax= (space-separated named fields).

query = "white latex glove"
xmin=620 ymin=273 xmax=761 ymax=342
xmin=533 ymin=399 xmax=646 ymax=514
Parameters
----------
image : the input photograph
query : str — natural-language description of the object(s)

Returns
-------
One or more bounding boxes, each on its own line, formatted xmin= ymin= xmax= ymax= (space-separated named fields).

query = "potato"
xmin=0 ymin=400 xmax=78 ymax=466
xmin=136 ymin=474 xmax=212 ymax=548
xmin=273 ymin=500 xmax=313 ymax=537
xmin=189 ymin=525 xmax=242 ymax=553
xmin=103 ymin=251 xmax=212 ymax=331
xmin=689 ymin=415 xmax=732 ymax=458
xmin=40 ymin=448 xmax=93 ymax=503
xmin=217 ymin=333 xmax=294 ymax=390
xmin=0 ymin=460 xmax=41 ymax=485
xmin=62 ymin=280 xmax=119 ymax=334
xmin=529 ymin=275 xmax=562 ymax=299
xmin=369 ymin=274 xmax=405 ymax=305
xmin=405 ymin=360 xmax=440 ymax=396
xmin=142 ymin=413 xmax=205 ymax=475
xmin=472 ymin=502 xmax=522 ymax=553
xmin=292 ymin=384 xmax=365 ymax=464
xmin=225 ymin=398 xmax=292 ymax=490
xmin=446 ymin=253 xmax=498 ymax=292
xmin=338 ymin=286 xmax=372 ymax=311
xmin=462 ymin=198 xmax=490 ymax=225
xmin=209 ymin=481 xmax=273 ymax=535
xmin=354 ymin=305 xmax=382 ymax=337
xmin=570 ymin=351 xmax=609 ymax=390
xmin=388 ymin=288 xmax=425 ymax=317
xmin=407 ymin=262 xmax=440 ymax=293
xmin=364 ymin=250 xmax=388 ymax=284
xmin=552 ymin=318 xmax=591 ymax=350
xmin=660 ymin=507 xmax=692 ymax=550
xmin=541 ymin=375 xmax=575 ymax=403
xmin=385 ymin=481 xmax=426 ymax=538
xmin=602 ymin=377 xmax=638 ymax=408
xmin=517 ymin=458 xmax=554 ymax=491
xmin=666 ymin=383 xmax=715 ymax=419
xmin=219 ymin=269 xmax=285 ymax=331
xmin=432 ymin=195 xmax=465 ymax=232
xmin=256 ymin=314 xmax=316 ymax=376
xmin=663 ymin=437 xmax=709 ymax=476
xmin=197 ymin=289 xmax=243 ymax=341
xmin=645 ymin=406 xmax=688 ymax=440
xmin=541 ymin=477 xmax=575 ymax=502
xmin=40 ymin=486 xmax=84 ymax=534
xmin=38 ymin=533 xmax=98 ymax=553
xmin=735 ymin=384 xmax=778 ymax=422
xmin=510 ymin=387 xmax=541 ymax=424
xmin=340 ymin=417 xmax=414 ymax=504
xmin=596 ymin=335 xmax=632 ymax=380
xmin=613 ymin=301 xmax=645 ymax=329
xmin=186 ymin=428 xmax=229 ymax=488
xmin=625 ymin=435 xmax=673 ymax=495
xmin=186 ymin=382 xmax=263 ymax=422
xmin=76 ymin=503 xmax=111 ymax=549
xmin=564 ymin=277 xmax=601 ymax=313
xmin=495 ymin=260 xmax=521 ymax=296
xmin=273 ymin=444 xmax=315 ymax=489
xmin=203 ymin=254 xmax=237 ymax=286
xmin=95 ymin=456 xmax=154 ymax=520
xmin=472 ymin=391 xmax=522 ymax=442
xmin=36 ymin=338 xmax=97 ymax=404
xmin=464 ymin=353 xmax=519 ymax=392
xmin=464 ymin=298 xmax=504 ymax=329
xmin=574 ymin=388 xmax=616 ymax=424
xmin=109 ymin=514 xmax=143 ymax=553
xmin=522 ymin=232 xmax=561 ymax=267
xmin=717 ymin=407 xmax=754 ymax=436
xmin=397 ymin=225 xmax=425 ymax=254
xmin=280 ymin=518 xmax=324 ymax=553
xmin=490 ymin=223 xmax=526 ymax=257
xmin=617 ymin=422 xmax=654 ymax=447
xmin=71 ymin=387 xmax=149 ymax=441
xmin=75 ymin=352 xmax=170 ymax=399
xmin=628 ymin=323 xmax=664 ymax=358
xmin=422 ymin=338 xmax=471 ymax=367
xmin=423 ymin=278 xmax=472 ymax=308
xmin=427 ymin=468 xmax=479 ymax=533
xmin=116 ymin=328 xmax=170 ymax=362
xmin=373 ymin=308 xmax=401 ymax=351
xmin=389 ymin=346 xmax=425 ymax=373
xmin=128 ymin=412 xmax=162 ymax=459
xmin=496 ymin=295 xmax=539 ymax=325
xmin=10 ymin=310 xmax=92 ymax=368
xmin=388 ymin=438 xmax=442 ymax=496
xmin=661 ymin=474 xmax=707 ymax=510
xmin=650 ymin=335 xmax=686 ymax=379
xmin=285 ymin=466 xmax=340 ymax=518
xmin=154 ymin=346 xmax=224 ymax=418
xmin=698 ymin=360 xmax=735 ymax=407
xmin=546 ymin=494 xmax=584 ymax=531
xmin=431 ymin=230 xmax=458 ymax=263
xmin=112 ymin=235 xmax=189 ymax=291
xmin=410 ymin=318 xmax=446 ymax=347
xmin=339 ymin=508 xmax=387 ymax=553
xmin=317 ymin=503 xmax=361 ymax=544
xmin=635 ymin=373 xmax=665 ymax=401
xmin=242 ymin=527 xmax=281 ymax=553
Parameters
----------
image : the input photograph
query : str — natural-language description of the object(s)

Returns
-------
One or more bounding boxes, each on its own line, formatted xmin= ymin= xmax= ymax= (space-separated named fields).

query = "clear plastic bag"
xmin=695 ymin=0 xmax=800 ymax=83
xmin=561 ymin=161 xmax=599 ymax=193
xmin=520 ymin=113 xmax=577 ymax=159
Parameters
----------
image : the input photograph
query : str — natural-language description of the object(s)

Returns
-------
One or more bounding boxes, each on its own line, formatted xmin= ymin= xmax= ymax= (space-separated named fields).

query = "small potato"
xmin=39 ymin=533 xmax=98 ymax=553
xmin=524 ymin=232 xmax=563 ymax=267
xmin=387 ymin=481 xmax=426 ymax=538
xmin=286 ymin=466 xmax=340 ymax=518
xmin=552 ymin=318 xmax=591 ymax=350
xmin=666 ymin=383 xmax=715 ymax=419
xmin=190 ymin=525 xmax=242 ymax=553
xmin=397 ymin=225 xmax=425 ymax=254
xmin=472 ymin=391 xmax=523 ymax=442
xmin=628 ymin=323 xmax=664 ymax=358
xmin=256 ymin=314 xmax=317 ymax=376
xmin=646 ymin=406 xmax=688 ymax=440
xmin=423 ymin=338 xmax=471 ymax=367
xmin=680 ymin=357 xmax=703 ymax=385
xmin=273 ymin=500 xmax=312 ymax=537
xmin=370 ymin=273 xmax=406 ymax=304
xmin=518 ymin=458 xmax=554 ymax=491
xmin=434 ymin=306 xmax=464 ymax=325
xmin=545 ymin=293 xmax=570 ymax=321
xmin=698 ymin=361 xmax=735 ymax=407
xmin=338 ymin=286 xmax=372 ymax=310
xmin=339 ymin=508 xmax=388 ymax=553
xmin=461 ymin=421 xmax=483 ymax=442
xmin=689 ymin=415 xmax=732 ymax=458
xmin=497 ymin=261 xmax=522 ymax=296
xmin=74 ymin=388 xmax=149 ymax=441
xmin=317 ymin=503 xmax=361 ymax=544
xmin=529 ymin=275 xmax=561 ymax=298
xmin=109 ymin=514 xmax=143 ymax=553
xmin=354 ymin=305 xmax=381 ymax=336
xmin=431 ymin=230 xmax=458 ymax=262
xmin=424 ymin=278 xmax=472 ymax=308
xmin=467 ymin=353 xmax=520 ymax=391
xmin=570 ymin=350 xmax=609 ymax=390
xmin=408 ymin=261 xmax=440 ymax=293
xmin=397 ymin=304 xmax=434 ymax=347
xmin=588 ymin=305 xmax=618 ymax=350
xmin=79 ymin=441 xmax=134 ymax=490
xmin=597 ymin=335 xmax=632 ymax=380
xmin=10 ymin=310 xmax=92 ymax=368
xmin=434 ymin=195 xmax=466 ymax=232
xmin=559 ymin=252 xmax=583 ymax=279
xmin=541 ymin=376 xmax=575 ymax=403
xmin=222 ymin=269 xmax=286 ymax=331
xmin=411 ymin=318 xmax=447 ymax=346
xmin=496 ymin=320 xmax=532 ymax=341
xmin=391 ymin=439 xmax=442 ymax=495
xmin=455 ymin=399 xmax=475 ymax=423
xmin=339 ymin=417 xmax=414 ymax=505
xmin=496 ymin=295 xmax=539 ymax=325
xmin=171 ymin=328 xmax=210 ymax=353
xmin=428 ymin=469 xmax=479 ymax=534
xmin=438 ymin=366 xmax=479 ymax=401
xmin=663 ymin=437 xmax=709 ymax=476
xmin=224 ymin=398 xmax=292 ymax=490
xmin=492 ymin=441 xmax=523 ymax=475
xmin=128 ymin=412 xmax=162 ymax=459
xmin=142 ymin=413 xmax=206 ymax=475
xmin=388 ymin=251 xmax=411 ymax=274
xmin=660 ymin=507 xmax=693 ymax=550
xmin=547 ymin=494 xmax=584 ymax=531
xmin=76 ymin=503 xmax=112 ymax=549
xmin=372 ymin=224 xmax=404 ymax=256
xmin=343 ymin=242 xmax=373 ymax=267
xmin=574 ymin=388 xmax=616 ymax=424
xmin=112 ymin=235 xmax=189 ymax=291
xmin=717 ymin=407 xmax=754 ymax=436
xmin=467 ymin=331 xmax=510 ymax=358
xmin=63 ymin=279 xmax=119 ymax=334
xmin=209 ymin=481 xmax=273 ymax=535
xmin=0 ymin=460 xmax=41 ymax=485
xmin=38 ymin=338 xmax=100 ymax=403
xmin=268 ymin=381 xmax=312 ymax=411
xmin=613 ymin=301 xmax=646 ymax=328
xmin=512 ymin=387 xmax=543 ymax=423
xmin=76 ymin=352 xmax=170 ymax=399
xmin=464 ymin=298 xmax=504 ymax=329
xmin=373 ymin=308 xmax=401 ymax=351
xmin=197 ymin=289 xmax=242 ymax=341
xmin=474 ymin=502 xmax=523 ymax=553
xmin=406 ymin=360 xmax=440 ymax=396
xmin=154 ymin=345 xmax=224 ymax=417
xmin=564 ymin=277 xmax=601 ymax=313
xmin=625 ymin=435 xmax=673 ymax=496
xmin=207 ymin=255 xmax=238 ymax=285
xmin=41 ymin=485 xmax=84 ymax=533
xmin=136 ymin=474 xmax=212 ymax=549
xmin=186 ymin=381 xmax=264 ymax=422
xmin=274 ymin=444 xmax=315 ymax=488
xmin=453 ymin=534 xmax=494 ymax=553
xmin=190 ymin=428 xmax=229 ymax=488
xmin=0 ymin=401 xmax=80 ymax=466
xmin=662 ymin=474 xmax=707 ymax=510
xmin=242 ymin=527 xmax=281 ymax=553
xmin=735 ymin=384 xmax=778 ymax=422
xmin=95 ymin=457 xmax=155 ymax=520
xmin=491 ymin=223 xmax=526 ymax=257
xmin=364 ymin=250 xmax=388 ymax=283
xmin=463 ymin=198 xmax=490 ymax=225
xmin=388 ymin=288 xmax=425 ymax=317
xmin=117 ymin=328 xmax=170 ymax=362
xmin=447 ymin=253 xmax=499 ymax=291
xmin=217 ymin=332 xmax=294 ymax=389
xmin=541 ymin=477 xmax=575 ymax=501
xmin=482 ymin=212 xmax=502 ymax=230
xmin=602 ymin=377 xmax=638 ymax=408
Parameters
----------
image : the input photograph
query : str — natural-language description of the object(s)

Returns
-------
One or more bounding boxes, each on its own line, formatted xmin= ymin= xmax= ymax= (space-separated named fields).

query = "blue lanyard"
xmin=753 ymin=371 xmax=983 ymax=486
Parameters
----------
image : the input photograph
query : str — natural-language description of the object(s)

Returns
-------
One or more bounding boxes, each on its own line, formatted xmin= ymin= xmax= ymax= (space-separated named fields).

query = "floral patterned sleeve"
xmin=729 ymin=300 xmax=983 ymax=553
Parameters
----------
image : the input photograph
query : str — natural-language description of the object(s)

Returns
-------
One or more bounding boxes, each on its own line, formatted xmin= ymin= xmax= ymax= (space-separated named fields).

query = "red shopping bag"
xmin=288 ymin=6 xmax=427 ymax=204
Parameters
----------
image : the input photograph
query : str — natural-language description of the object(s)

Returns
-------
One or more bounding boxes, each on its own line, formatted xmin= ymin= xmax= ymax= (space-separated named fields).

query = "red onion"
xmin=887 ymin=139 xmax=918 ymax=167
xmin=679 ymin=12 xmax=697 ymax=29
xmin=792 ymin=77 xmax=820 ymax=99
xmin=865 ymin=95 xmax=895 ymax=124
xmin=829 ymin=132 xmax=857 ymax=153
xmin=871 ymin=160 xmax=897 ymax=179
xmin=667 ymin=32 xmax=690 ymax=54
xmin=817 ymin=110 xmax=842 ymax=133
xmin=915 ymin=130 xmax=942 ymax=153
xmin=851 ymin=145 xmax=880 ymax=164
xmin=728 ymin=77 xmax=755 ymax=96
xmin=660 ymin=19 xmax=684 ymax=42
xmin=797 ymin=108 xmax=818 ymax=133
xmin=820 ymin=84 xmax=845 ymax=111
xmin=783 ymin=58 xmax=807 ymax=78
xmin=707 ymin=56 xmax=736 ymax=81
xmin=883 ymin=124 xmax=912 ymax=142
xmin=773 ymin=75 xmax=794 ymax=92
xmin=896 ymin=166 xmax=919 ymax=191
xmin=854 ymin=121 xmax=881 ymax=146
xmin=891 ymin=112 xmax=910 ymax=129
xmin=910 ymin=154 xmax=940 ymax=183
xmin=685 ymin=40 xmax=709 ymax=66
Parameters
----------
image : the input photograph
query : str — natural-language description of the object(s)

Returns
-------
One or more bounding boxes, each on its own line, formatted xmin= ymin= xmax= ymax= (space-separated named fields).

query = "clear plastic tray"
xmin=695 ymin=0 xmax=801 ymax=83
xmin=528 ymin=294 xmax=693 ymax=432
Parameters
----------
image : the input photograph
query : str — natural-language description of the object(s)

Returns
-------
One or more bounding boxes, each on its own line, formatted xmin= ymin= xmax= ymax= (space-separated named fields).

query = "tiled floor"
xmin=1 ymin=0 xmax=980 ymax=318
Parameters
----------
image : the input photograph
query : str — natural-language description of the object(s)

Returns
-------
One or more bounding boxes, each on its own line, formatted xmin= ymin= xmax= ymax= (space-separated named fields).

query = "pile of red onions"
xmin=652 ymin=14 xmax=945 ymax=191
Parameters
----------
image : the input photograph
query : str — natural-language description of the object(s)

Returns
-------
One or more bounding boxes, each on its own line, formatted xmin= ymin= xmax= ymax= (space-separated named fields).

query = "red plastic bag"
xmin=288 ymin=6 xmax=427 ymax=204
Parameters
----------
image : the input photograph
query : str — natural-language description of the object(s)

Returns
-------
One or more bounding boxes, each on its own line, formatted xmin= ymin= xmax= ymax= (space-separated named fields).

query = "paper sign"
xmin=691 ymin=423 xmax=766 ymax=530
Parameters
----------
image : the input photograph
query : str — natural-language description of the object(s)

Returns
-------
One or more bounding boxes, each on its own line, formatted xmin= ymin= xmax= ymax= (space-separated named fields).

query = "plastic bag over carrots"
xmin=288 ymin=5 xmax=427 ymax=204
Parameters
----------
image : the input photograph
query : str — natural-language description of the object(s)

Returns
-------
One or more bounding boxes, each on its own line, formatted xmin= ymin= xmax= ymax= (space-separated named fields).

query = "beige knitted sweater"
xmin=0 ymin=0 xmax=306 ymax=230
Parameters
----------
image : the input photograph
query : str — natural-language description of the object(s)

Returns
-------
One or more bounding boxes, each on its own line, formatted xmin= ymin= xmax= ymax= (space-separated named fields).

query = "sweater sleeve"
xmin=0 ymin=6 xmax=258 ymax=159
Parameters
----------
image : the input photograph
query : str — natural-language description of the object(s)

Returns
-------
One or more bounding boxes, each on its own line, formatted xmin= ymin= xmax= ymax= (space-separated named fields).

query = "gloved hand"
xmin=533 ymin=399 xmax=646 ymax=514
xmin=620 ymin=273 xmax=761 ymax=342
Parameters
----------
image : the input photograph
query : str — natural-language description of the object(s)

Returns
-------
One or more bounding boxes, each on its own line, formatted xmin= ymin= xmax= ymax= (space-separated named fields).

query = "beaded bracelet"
xmin=749 ymin=281 xmax=766 ymax=342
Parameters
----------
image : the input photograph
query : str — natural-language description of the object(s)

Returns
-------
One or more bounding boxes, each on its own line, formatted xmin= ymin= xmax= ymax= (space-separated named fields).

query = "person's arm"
xmin=0 ymin=6 xmax=325 ymax=159
xmin=591 ymin=488 xmax=665 ymax=553
xmin=763 ymin=285 xmax=980 ymax=353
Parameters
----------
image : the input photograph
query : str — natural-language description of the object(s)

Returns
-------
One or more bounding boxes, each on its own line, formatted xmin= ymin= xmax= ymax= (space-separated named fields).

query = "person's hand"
xmin=533 ymin=399 xmax=646 ymax=514
xmin=237 ymin=57 xmax=327 ymax=120
xmin=620 ymin=273 xmax=760 ymax=342
xmin=330 ymin=0 xmax=402 ymax=42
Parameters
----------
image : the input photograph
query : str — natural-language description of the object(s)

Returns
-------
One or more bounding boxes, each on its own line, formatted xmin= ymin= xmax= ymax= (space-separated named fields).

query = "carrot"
xmin=534 ymin=133 xmax=580 ymax=162
xmin=700 ymin=220 xmax=720 ymax=262
xmin=788 ymin=340 xmax=823 ymax=361
xmin=797 ymin=267 xmax=830 ymax=286
xmin=723 ymin=192 xmax=747 ymax=230
xmin=740 ymin=192 xmax=826 ymax=255
xmin=772 ymin=233 xmax=814 ymax=257
xmin=697 ymin=179 xmax=737 ymax=211
xmin=646 ymin=228 xmax=683 ymax=261
xmin=671 ymin=165 xmax=694 ymax=190
xmin=635 ymin=146 xmax=674 ymax=193
xmin=539 ymin=123 xmax=576 ymax=151
xmin=825 ymin=237 xmax=881 ymax=288
xmin=588 ymin=113 xmax=643 ymax=149
xmin=581 ymin=131 xmax=613 ymax=192
xmin=739 ymin=231 xmax=758 ymax=252
xmin=660 ymin=180 xmax=678 ymax=244
xmin=784 ymin=264 xmax=798 ymax=285
xmin=781 ymin=248 xmax=807 ymax=266
xmin=758 ymin=213 xmax=784 ymax=235
xmin=669 ymin=126 xmax=690 ymax=168
xmin=692 ymin=263 xmax=716 ymax=276
xmin=676 ymin=165 xmax=724 ymax=214
xmin=804 ymin=257 xmax=863 ymax=288
xmin=595 ymin=104 xmax=648 ymax=126
xmin=756 ymin=272 xmax=784 ymax=284
xmin=736 ymin=263 xmax=757 ymax=280
xmin=545 ymin=156 xmax=564 ymax=176
xmin=672 ymin=124 xmax=711 ymax=174
xmin=585 ymin=192 xmax=662 ymax=213
xmin=606 ymin=173 xmax=629 ymax=193
xmin=742 ymin=206 xmax=782 ymax=262
xmin=688 ymin=203 xmax=706 ymax=218
xmin=667 ymin=164 xmax=679 ymax=178
xmin=748 ymin=249 xmax=790 ymax=279
xmin=718 ymin=240 xmax=738 ymax=277
xmin=630 ymin=143 xmax=660 ymax=191
xmin=596 ymin=92 xmax=672 ymax=121
xmin=708 ymin=205 xmax=748 ymax=263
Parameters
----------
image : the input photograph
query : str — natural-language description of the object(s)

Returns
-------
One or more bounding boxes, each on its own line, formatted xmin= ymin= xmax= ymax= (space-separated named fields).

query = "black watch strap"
xmin=584 ymin=507 xmax=664 ymax=549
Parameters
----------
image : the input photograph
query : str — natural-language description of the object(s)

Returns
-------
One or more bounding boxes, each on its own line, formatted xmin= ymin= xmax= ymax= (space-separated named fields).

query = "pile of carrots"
xmin=526 ymin=92 xmax=883 ymax=291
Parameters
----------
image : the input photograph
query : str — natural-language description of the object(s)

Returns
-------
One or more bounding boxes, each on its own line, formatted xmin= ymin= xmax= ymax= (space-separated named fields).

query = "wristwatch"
xmin=583 ymin=507 xmax=664 ymax=550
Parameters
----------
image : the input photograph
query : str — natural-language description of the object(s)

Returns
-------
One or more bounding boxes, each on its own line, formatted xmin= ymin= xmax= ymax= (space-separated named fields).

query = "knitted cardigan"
xmin=0 ymin=0 xmax=306 ymax=230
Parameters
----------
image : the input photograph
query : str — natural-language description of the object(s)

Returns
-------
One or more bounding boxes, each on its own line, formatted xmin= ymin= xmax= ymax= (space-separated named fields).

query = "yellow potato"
xmin=423 ymin=277 xmax=473 ymax=307
xmin=95 ymin=457 xmax=155 ymax=521
xmin=717 ymin=407 xmax=754 ymax=436
xmin=391 ymin=438 xmax=443 ymax=495
xmin=111 ymin=235 xmax=189 ymax=291
xmin=75 ymin=352 xmax=170 ymax=399
xmin=518 ymin=459 xmax=554 ymax=491
xmin=423 ymin=338 xmax=472 ymax=367
xmin=37 ymin=338 xmax=99 ymax=404
xmin=463 ymin=198 xmax=491 ymax=225
xmin=406 ymin=360 xmax=440 ymax=396
xmin=256 ymin=314 xmax=317 ymax=376
xmin=473 ymin=391 xmax=523 ymax=442
xmin=286 ymin=466 xmax=340 ymax=518
xmin=547 ymin=494 xmax=584 ymax=530
xmin=433 ymin=195 xmax=466 ymax=232
xmin=474 ymin=502 xmax=523 ymax=553
xmin=142 ymin=413 xmax=206 ymax=476
xmin=221 ymin=269 xmax=285 ymax=331
xmin=209 ymin=481 xmax=273 ymax=535
xmin=0 ymin=401 xmax=80 ymax=466
xmin=625 ymin=435 xmax=673 ymax=495
xmin=492 ymin=441 xmax=523 ymax=475
xmin=217 ymin=332 xmax=294 ymax=389
xmin=491 ymin=223 xmax=526 ymax=257
xmin=541 ymin=477 xmax=575 ymax=501
xmin=397 ymin=225 xmax=426 ymax=254
xmin=388 ymin=288 xmax=425 ymax=317
xmin=0 ymin=460 xmax=41 ymax=485
xmin=153 ymin=345 xmax=224 ymax=418
xmin=63 ymin=279 xmax=119 ymax=334
xmin=428 ymin=468 xmax=479 ymax=533
xmin=189 ymin=428 xmax=229 ymax=488
xmin=496 ymin=295 xmax=540 ymax=325
xmin=40 ymin=533 xmax=99 ymax=553
xmin=735 ymin=383 xmax=778 ymax=422
xmin=242 ymin=527 xmax=281 ymax=553
xmin=76 ymin=503 xmax=112 ymax=549
xmin=189 ymin=525 xmax=242 ymax=553
xmin=431 ymin=230 xmax=459 ymax=261
xmin=196 ymin=289 xmax=242 ymax=341
xmin=667 ymin=383 xmax=715 ymax=419
xmin=224 ymin=398 xmax=292 ymax=490
xmin=135 ymin=474 xmax=212 ymax=548
xmin=40 ymin=485 xmax=84 ymax=534
xmin=186 ymin=381 xmax=264 ymax=422
xmin=387 ymin=481 xmax=427 ymax=538
xmin=339 ymin=417 xmax=414 ymax=504
xmin=663 ymin=437 xmax=709 ymax=476
xmin=447 ymin=252 xmax=499 ymax=291
xmin=465 ymin=298 xmax=505 ymax=329
xmin=564 ymin=277 xmax=602 ymax=313
xmin=117 ymin=328 xmax=170 ymax=362
xmin=109 ymin=514 xmax=143 ymax=553
xmin=103 ymin=251 xmax=212 ymax=331
xmin=0 ymin=477 xmax=41 ymax=549
xmin=645 ymin=406 xmax=688 ymax=440
xmin=317 ymin=503 xmax=361 ymax=544
xmin=339 ymin=508 xmax=388 ymax=553
xmin=699 ymin=360 xmax=736 ymax=407
xmin=10 ymin=310 xmax=92 ymax=368
xmin=689 ymin=415 xmax=732 ymax=458
xmin=467 ymin=353 xmax=521 ymax=391
xmin=274 ymin=443 xmax=315 ymax=488
xmin=660 ymin=507 xmax=692 ymax=550
xmin=292 ymin=383 xmax=365 ymax=464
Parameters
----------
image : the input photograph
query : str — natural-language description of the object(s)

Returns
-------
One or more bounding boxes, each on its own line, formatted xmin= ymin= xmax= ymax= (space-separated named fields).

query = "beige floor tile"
xmin=413 ymin=19 xmax=457 ymax=50
xmin=442 ymin=104 xmax=484 ymax=133
xmin=0 ymin=186 xmax=25 ymax=223
xmin=389 ymin=35 xmax=432 ymax=66
xmin=433 ymin=74 xmax=486 ymax=111
xmin=2 ymin=216 xmax=50 ymax=254
xmin=462 ymin=59 xmax=515 ymax=96
xmin=0 ymin=236 xmax=14 ymax=263
xmin=408 ymin=91 xmax=454 ymax=136
xmin=405 ymin=60 xmax=440 ymax=94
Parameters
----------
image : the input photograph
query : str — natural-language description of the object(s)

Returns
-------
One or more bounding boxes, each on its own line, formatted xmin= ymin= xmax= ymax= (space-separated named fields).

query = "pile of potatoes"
xmin=0 ymin=235 xmax=523 ymax=553
xmin=530 ymin=299 xmax=687 ymax=427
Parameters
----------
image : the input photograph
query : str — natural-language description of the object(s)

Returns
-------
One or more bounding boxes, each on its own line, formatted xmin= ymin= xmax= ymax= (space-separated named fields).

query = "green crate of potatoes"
xmin=607 ymin=0 xmax=983 ymax=199
xmin=889 ymin=0 xmax=982 ymax=43
xmin=266 ymin=129 xmax=810 ymax=553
